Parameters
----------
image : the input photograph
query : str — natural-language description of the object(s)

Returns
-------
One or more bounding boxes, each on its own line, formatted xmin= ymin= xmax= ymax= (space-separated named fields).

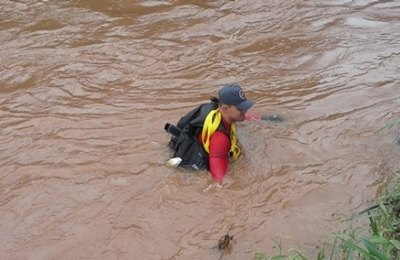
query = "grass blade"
xmin=361 ymin=237 xmax=389 ymax=260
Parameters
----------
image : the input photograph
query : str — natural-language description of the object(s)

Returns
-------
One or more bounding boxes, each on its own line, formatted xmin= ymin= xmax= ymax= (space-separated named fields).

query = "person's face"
xmin=221 ymin=104 xmax=247 ymax=123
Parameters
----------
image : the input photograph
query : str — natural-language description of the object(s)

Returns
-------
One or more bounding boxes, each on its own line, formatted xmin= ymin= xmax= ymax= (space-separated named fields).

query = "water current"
xmin=1 ymin=0 xmax=400 ymax=259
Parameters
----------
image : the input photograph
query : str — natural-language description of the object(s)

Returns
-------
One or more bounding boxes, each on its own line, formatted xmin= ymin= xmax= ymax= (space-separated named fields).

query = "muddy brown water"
xmin=1 ymin=0 xmax=400 ymax=259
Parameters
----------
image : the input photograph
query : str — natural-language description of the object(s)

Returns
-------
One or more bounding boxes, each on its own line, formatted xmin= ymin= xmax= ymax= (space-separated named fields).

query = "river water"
xmin=1 ymin=0 xmax=400 ymax=259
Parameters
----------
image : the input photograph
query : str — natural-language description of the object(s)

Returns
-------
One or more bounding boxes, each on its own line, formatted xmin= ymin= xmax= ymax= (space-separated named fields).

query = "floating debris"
xmin=217 ymin=225 xmax=236 ymax=260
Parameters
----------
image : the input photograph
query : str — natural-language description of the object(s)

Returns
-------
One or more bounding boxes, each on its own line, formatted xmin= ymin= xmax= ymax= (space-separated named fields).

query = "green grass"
xmin=254 ymin=178 xmax=400 ymax=260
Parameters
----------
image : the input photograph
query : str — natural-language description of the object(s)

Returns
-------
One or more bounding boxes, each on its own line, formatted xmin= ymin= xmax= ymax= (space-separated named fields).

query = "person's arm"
xmin=208 ymin=131 xmax=230 ymax=184
xmin=245 ymin=112 xmax=261 ymax=121
xmin=245 ymin=112 xmax=284 ymax=122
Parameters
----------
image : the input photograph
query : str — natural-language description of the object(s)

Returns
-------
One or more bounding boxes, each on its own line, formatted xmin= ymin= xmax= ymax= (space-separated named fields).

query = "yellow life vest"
xmin=201 ymin=109 xmax=241 ymax=160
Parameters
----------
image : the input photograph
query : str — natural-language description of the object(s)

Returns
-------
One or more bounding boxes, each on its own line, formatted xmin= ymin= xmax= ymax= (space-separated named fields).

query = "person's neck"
xmin=220 ymin=113 xmax=233 ymax=126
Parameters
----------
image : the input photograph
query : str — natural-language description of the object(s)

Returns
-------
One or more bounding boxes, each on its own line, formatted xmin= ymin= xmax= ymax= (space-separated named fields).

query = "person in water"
xmin=202 ymin=84 xmax=254 ymax=184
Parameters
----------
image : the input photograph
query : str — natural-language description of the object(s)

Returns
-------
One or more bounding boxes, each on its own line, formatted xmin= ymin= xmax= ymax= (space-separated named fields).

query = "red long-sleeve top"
xmin=207 ymin=120 xmax=231 ymax=183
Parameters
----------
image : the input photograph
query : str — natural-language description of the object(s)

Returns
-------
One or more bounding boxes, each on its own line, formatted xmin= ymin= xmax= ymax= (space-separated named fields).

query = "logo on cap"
xmin=238 ymin=89 xmax=246 ymax=100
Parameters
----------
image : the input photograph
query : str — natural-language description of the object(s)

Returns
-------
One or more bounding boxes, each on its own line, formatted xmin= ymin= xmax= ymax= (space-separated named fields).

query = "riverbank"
xmin=256 ymin=177 xmax=400 ymax=259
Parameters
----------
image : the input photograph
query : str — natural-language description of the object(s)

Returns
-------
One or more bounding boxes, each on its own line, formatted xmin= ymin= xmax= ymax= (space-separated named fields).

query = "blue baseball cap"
xmin=218 ymin=84 xmax=254 ymax=112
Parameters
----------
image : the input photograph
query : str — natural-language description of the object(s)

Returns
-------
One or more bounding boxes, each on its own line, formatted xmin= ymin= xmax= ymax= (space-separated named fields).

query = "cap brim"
xmin=235 ymin=99 xmax=254 ymax=112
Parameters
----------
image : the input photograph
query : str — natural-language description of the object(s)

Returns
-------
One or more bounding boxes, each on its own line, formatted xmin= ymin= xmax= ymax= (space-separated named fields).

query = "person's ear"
xmin=220 ymin=105 xmax=229 ymax=113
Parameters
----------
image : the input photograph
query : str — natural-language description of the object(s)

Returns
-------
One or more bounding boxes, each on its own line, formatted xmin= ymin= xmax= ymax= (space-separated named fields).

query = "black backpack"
xmin=164 ymin=97 xmax=219 ymax=170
